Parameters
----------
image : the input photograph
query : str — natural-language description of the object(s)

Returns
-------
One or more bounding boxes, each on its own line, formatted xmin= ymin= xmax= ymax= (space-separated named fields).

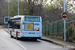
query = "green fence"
xmin=42 ymin=20 xmax=75 ymax=41
xmin=42 ymin=20 xmax=64 ymax=36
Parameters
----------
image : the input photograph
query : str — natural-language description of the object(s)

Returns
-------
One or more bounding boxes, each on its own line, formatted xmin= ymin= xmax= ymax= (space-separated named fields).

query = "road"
xmin=0 ymin=29 xmax=70 ymax=50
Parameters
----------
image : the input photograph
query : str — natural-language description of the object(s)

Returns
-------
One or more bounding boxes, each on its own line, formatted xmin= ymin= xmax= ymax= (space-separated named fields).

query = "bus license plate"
xmin=29 ymin=33 xmax=35 ymax=34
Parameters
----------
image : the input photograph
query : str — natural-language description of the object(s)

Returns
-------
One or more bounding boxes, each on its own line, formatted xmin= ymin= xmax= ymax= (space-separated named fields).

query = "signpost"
xmin=62 ymin=12 xmax=68 ymax=41
xmin=8 ymin=0 xmax=9 ymax=31
xmin=63 ymin=0 xmax=68 ymax=41
xmin=18 ymin=0 xmax=19 ymax=16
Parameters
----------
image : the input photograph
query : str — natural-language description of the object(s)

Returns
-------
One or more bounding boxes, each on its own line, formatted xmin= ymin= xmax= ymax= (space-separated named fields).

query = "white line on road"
xmin=3 ymin=29 xmax=27 ymax=50
xmin=15 ymin=41 xmax=27 ymax=50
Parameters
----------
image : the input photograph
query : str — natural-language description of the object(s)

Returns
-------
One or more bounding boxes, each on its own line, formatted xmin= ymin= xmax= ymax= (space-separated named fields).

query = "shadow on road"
xmin=15 ymin=38 xmax=41 ymax=42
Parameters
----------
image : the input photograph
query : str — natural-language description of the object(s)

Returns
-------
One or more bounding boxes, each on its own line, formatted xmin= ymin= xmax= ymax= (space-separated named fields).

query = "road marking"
xmin=15 ymin=41 xmax=27 ymax=50
xmin=4 ymin=29 xmax=27 ymax=50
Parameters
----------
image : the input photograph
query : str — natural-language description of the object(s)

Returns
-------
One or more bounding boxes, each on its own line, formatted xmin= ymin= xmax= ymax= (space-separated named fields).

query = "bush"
xmin=66 ymin=24 xmax=75 ymax=42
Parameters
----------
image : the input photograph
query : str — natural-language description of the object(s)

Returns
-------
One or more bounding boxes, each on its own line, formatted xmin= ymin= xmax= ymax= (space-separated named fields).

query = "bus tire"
xmin=16 ymin=33 xmax=19 ymax=40
xmin=10 ymin=32 xmax=13 ymax=38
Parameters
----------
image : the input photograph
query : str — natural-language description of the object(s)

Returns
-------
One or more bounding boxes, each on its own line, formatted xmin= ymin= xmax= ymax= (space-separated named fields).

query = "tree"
xmin=28 ymin=0 xmax=43 ymax=16
xmin=0 ymin=0 xmax=7 ymax=17
xmin=4 ymin=0 xmax=30 ymax=17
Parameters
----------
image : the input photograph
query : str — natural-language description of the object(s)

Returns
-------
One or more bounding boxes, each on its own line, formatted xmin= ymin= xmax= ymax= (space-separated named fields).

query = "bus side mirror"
xmin=8 ymin=20 xmax=11 ymax=24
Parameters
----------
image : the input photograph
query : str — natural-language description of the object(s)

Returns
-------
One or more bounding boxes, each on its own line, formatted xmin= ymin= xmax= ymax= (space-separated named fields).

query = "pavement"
xmin=40 ymin=37 xmax=75 ymax=50
xmin=3 ymin=28 xmax=75 ymax=50
xmin=0 ymin=29 xmax=25 ymax=50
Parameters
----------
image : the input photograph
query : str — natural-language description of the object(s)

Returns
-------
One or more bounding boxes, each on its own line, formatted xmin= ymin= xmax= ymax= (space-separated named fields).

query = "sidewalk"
xmin=41 ymin=36 xmax=75 ymax=50
xmin=4 ymin=28 xmax=75 ymax=50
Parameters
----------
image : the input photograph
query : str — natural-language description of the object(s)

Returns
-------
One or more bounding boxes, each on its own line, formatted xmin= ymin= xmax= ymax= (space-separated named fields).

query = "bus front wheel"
xmin=10 ymin=32 xmax=13 ymax=38
xmin=16 ymin=33 xmax=19 ymax=40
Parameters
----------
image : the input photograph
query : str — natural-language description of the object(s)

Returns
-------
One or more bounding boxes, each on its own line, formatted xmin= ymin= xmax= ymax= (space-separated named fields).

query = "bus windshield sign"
xmin=16 ymin=22 xmax=20 ymax=24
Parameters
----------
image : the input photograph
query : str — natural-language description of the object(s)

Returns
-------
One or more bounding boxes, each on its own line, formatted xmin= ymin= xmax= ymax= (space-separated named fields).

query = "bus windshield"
xmin=25 ymin=17 xmax=40 ymax=22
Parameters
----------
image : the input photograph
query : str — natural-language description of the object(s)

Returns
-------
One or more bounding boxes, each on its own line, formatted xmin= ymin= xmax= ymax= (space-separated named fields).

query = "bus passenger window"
xmin=14 ymin=25 xmax=20 ymax=29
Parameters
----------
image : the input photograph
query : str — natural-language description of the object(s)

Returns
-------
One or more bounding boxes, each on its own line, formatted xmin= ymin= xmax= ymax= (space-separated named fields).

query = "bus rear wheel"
xmin=10 ymin=32 xmax=13 ymax=38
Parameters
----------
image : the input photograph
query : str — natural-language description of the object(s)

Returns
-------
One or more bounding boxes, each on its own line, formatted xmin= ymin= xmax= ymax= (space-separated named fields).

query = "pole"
xmin=64 ymin=20 xmax=66 ymax=41
xmin=8 ymin=0 xmax=9 ymax=31
xmin=18 ymin=0 xmax=19 ymax=16
xmin=64 ymin=0 xmax=66 ymax=41
xmin=64 ymin=0 xmax=65 ymax=12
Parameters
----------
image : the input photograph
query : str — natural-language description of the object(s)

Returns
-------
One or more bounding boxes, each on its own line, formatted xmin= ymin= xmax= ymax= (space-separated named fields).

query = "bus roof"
xmin=10 ymin=15 xmax=41 ymax=20
xmin=14 ymin=15 xmax=41 ymax=17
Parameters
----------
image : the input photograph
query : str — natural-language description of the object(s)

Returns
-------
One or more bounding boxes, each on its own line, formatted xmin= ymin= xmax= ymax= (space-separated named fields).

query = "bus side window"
xmin=14 ymin=26 xmax=17 ymax=29
xmin=9 ymin=26 xmax=13 ymax=28
xmin=17 ymin=25 xmax=20 ymax=29
xmin=13 ymin=25 xmax=20 ymax=29
xmin=9 ymin=23 xmax=14 ymax=28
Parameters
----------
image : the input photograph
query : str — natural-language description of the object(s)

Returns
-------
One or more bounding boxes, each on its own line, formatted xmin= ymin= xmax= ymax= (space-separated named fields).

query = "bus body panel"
xmin=9 ymin=29 xmax=21 ymax=37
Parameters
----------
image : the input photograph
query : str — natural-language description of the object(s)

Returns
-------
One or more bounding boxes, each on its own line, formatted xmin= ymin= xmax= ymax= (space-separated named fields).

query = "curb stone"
xmin=40 ymin=38 xmax=75 ymax=50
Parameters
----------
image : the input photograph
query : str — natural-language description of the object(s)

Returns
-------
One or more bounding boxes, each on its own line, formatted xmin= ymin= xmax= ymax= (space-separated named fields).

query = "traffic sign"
xmin=62 ymin=18 xmax=68 ymax=20
xmin=62 ymin=12 xmax=68 ymax=18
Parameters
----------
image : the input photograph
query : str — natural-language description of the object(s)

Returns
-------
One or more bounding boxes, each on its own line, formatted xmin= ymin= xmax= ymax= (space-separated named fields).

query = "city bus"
xmin=8 ymin=15 xmax=42 ymax=40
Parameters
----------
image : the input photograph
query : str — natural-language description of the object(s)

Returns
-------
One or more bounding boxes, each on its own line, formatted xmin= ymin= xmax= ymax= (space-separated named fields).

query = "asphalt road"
xmin=0 ymin=29 xmax=70 ymax=50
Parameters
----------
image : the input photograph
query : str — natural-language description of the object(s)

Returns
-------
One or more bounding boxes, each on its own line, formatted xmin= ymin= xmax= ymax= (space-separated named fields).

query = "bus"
xmin=8 ymin=15 xmax=42 ymax=40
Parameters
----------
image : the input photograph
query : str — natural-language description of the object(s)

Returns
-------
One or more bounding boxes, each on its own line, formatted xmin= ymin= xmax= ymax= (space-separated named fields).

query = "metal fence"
xmin=42 ymin=20 xmax=75 ymax=40
xmin=42 ymin=20 xmax=64 ymax=36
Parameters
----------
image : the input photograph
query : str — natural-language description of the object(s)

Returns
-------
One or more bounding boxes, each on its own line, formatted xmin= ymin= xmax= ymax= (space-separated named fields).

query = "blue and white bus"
xmin=8 ymin=15 xmax=42 ymax=40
